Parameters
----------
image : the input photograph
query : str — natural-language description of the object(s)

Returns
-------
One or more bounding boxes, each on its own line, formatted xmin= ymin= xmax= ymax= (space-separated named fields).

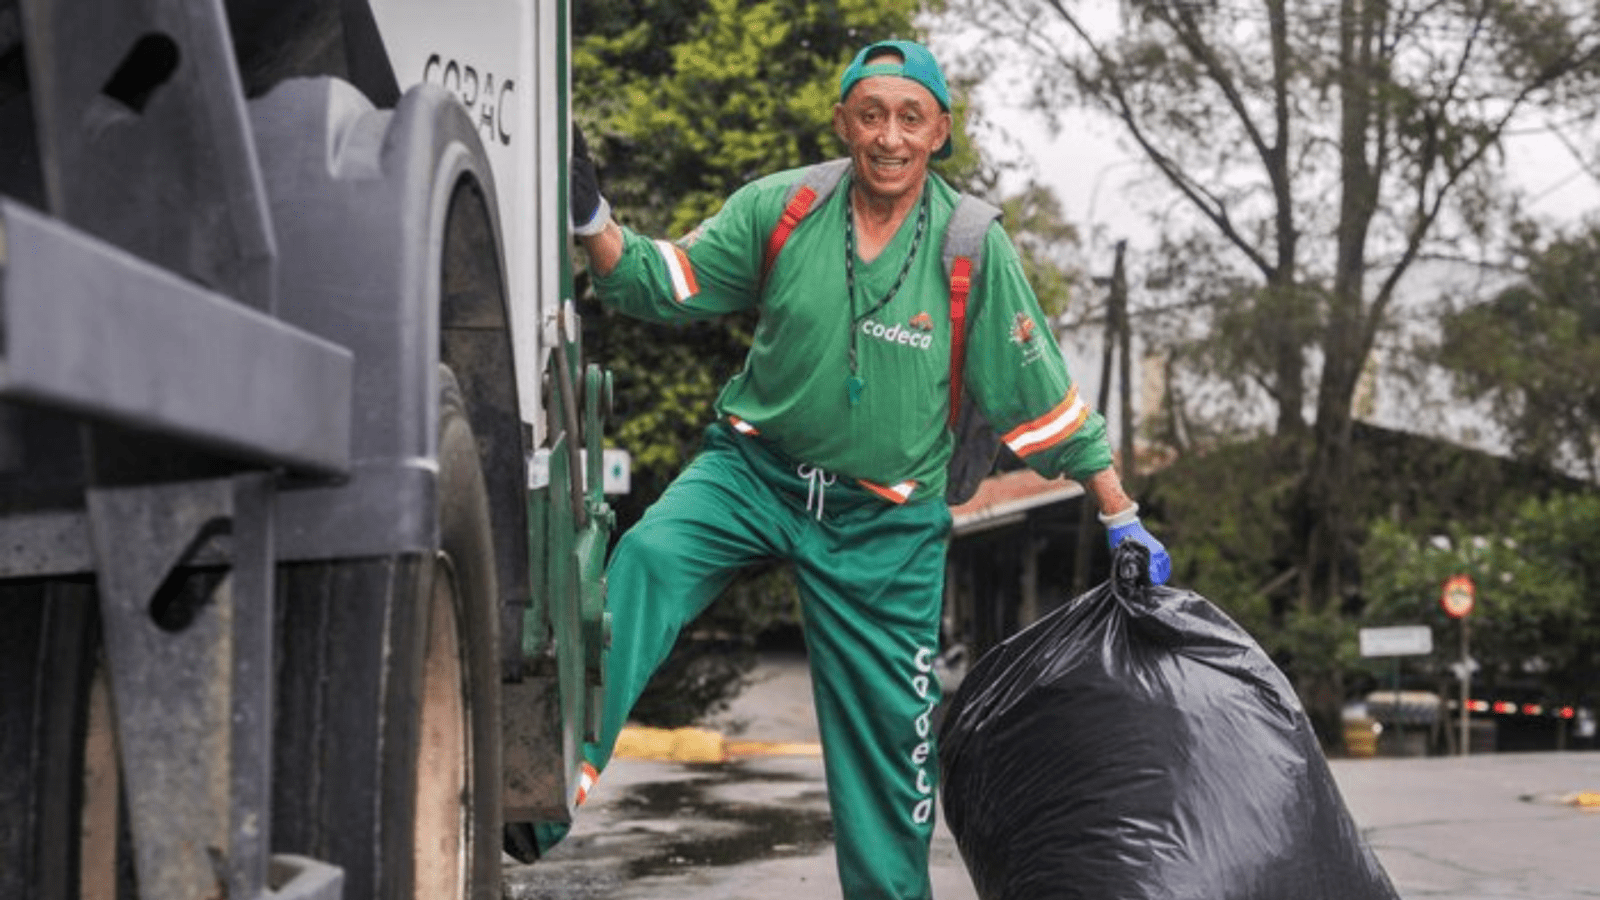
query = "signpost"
xmin=1442 ymin=575 xmax=1477 ymax=755
xmin=1358 ymin=625 xmax=1434 ymax=755
xmin=1441 ymin=575 xmax=1476 ymax=618
xmin=1358 ymin=625 xmax=1433 ymax=658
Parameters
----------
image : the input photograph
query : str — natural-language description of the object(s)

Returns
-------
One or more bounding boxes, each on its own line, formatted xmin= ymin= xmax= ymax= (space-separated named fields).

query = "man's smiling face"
xmin=833 ymin=54 xmax=952 ymax=208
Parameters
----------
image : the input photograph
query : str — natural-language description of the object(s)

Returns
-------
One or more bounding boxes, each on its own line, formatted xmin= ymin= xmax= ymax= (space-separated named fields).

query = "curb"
xmin=614 ymin=725 xmax=823 ymax=764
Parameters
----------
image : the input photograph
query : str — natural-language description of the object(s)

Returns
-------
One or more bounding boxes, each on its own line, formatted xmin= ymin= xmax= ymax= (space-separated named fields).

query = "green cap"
xmin=839 ymin=40 xmax=953 ymax=160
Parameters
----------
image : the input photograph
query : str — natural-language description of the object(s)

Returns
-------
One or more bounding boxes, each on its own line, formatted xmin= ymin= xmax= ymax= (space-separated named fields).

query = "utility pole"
xmin=1113 ymin=242 xmax=1135 ymax=483
xmin=1074 ymin=240 xmax=1129 ymax=595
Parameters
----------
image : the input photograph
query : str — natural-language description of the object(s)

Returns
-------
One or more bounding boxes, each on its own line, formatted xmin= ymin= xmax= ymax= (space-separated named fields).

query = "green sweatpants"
xmin=590 ymin=421 xmax=950 ymax=900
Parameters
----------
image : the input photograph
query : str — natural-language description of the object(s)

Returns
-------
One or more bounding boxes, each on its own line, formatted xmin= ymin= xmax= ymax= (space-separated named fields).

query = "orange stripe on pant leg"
xmin=575 ymin=761 xmax=599 ymax=806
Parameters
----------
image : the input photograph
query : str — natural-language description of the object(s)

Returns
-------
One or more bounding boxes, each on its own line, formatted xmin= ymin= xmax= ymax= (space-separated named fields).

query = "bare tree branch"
xmin=1038 ymin=0 xmax=1279 ymax=276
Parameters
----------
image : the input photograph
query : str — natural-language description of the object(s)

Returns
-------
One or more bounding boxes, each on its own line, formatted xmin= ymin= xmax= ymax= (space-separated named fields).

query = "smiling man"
xmin=563 ymin=40 xmax=1170 ymax=899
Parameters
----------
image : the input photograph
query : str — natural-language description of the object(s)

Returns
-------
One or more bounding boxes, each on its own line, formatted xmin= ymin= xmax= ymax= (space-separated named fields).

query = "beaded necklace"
xmin=843 ymin=184 xmax=929 ymax=406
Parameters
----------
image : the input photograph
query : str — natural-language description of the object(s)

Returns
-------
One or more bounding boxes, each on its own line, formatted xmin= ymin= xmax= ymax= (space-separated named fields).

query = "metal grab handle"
xmin=551 ymin=310 xmax=587 ymax=529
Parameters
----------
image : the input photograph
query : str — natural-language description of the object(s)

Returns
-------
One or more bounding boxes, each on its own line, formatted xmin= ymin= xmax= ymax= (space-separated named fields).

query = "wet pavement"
xmin=501 ymin=652 xmax=1600 ymax=899
xmin=500 ymin=651 xmax=976 ymax=900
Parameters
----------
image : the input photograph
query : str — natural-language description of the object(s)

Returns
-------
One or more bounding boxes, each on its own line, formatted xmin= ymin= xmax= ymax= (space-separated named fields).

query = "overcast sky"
xmin=929 ymin=22 xmax=1600 ymax=271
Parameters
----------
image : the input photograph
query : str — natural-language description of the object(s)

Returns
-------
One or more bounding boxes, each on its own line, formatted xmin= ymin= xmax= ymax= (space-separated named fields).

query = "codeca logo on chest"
xmin=862 ymin=313 xmax=935 ymax=350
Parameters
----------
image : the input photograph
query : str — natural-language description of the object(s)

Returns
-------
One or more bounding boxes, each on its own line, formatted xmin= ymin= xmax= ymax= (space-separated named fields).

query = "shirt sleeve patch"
xmin=654 ymin=239 xmax=700 ymax=302
xmin=1009 ymin=312 xmax=1048 ymax=367
xmin=1003 ymin=387 xmax=1091 ymax=458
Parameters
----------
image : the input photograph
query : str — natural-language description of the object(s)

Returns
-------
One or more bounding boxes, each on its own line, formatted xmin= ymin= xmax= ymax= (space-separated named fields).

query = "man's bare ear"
xmin=833 ymin=103 xmax=849 ymax=143
xmin=936 ymin=111 xmax=952 ymax=152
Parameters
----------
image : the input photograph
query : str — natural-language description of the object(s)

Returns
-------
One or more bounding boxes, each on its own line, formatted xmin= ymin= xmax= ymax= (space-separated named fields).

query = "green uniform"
xmin=595 ymin=166 xmax=1112 ymax=499
xmin=586 ymin=164 xmax=1111 ymax=899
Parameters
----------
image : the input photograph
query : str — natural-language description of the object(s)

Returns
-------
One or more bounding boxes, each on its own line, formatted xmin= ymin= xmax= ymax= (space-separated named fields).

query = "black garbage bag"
xmin=938 ymin=543 xmax=1399 ymax=900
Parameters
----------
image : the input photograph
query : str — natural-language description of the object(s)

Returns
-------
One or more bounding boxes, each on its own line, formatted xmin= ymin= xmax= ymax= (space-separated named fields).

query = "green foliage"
xmin=937 ymin=0 xmax=1600 ymax=465
xmin=998 ymin=180 xmax=1078 ymax=319
xmin=1146 ymin=422 xmax=1597 ymax=728
xmin=577 ymin=0 xmax=925 ymax=235
xmin=1438 ymin=224 xmax=1600 ymax=482
xmin=1360 ymin=492 xmax=1600 ymax=701
xmin=1145 ymin=435 xmax=1303 ymax=639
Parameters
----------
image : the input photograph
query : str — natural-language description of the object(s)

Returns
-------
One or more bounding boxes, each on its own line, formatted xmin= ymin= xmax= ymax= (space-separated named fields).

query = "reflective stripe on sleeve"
xmin=654 ymin=240 xmax=700 ymax=302
xmin=1003 ymin=388 xmax=1091 ymax=458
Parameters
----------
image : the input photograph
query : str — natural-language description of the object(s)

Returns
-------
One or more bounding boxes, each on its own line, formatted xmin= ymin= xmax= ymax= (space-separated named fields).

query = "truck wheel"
xmin=0 ymin=367 xmax=500 ymax=900
xmin=274 ymin=364 xmax=501 ymax=900
xmin=0 ymin=582 xmax=136 ymax=900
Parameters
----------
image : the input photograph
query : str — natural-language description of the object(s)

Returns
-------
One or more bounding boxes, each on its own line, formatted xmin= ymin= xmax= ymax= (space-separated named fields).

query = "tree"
xmin=938 ymin=0 xmax=1600 ymax=742
xmin=1148 ymin=418 xmax=1597 ymax=749
xmin=1438 ymin=223 xmax=1600 ymax=482
xmin=1361 ymin=491 xmax=1600 ymax=709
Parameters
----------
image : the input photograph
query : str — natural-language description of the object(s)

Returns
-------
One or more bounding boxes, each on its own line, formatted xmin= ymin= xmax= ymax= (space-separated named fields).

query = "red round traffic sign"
xmin=1441 ymin=575 xmax=1476 ymax=618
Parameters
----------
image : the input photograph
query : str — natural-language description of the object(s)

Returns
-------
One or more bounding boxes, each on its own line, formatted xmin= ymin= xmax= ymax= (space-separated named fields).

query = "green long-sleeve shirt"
xmin=593 ymin=164 xmax=1111 ymax=503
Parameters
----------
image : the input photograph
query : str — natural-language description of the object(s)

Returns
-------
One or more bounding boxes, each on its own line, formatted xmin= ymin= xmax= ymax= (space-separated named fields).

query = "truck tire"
xmin=273 ymin=364 xmax=502 ymax=900
xmin=0 ymin=581 xmax=135 ymax=900
xmin=0 ymin=379 xmax=501 ymax=900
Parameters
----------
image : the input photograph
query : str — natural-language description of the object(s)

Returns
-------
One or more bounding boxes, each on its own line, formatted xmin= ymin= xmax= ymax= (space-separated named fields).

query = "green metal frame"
xmin=511 ymin=0 xmax=614 ymax=819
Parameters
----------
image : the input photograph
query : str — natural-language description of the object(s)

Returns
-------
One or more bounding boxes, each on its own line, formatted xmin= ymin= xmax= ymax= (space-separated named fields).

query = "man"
xmin=566 ymin=39 xmax=1171 ymax=899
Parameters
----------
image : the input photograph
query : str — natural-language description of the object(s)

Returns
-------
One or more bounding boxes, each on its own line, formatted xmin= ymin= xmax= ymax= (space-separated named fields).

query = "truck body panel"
xmin=0 ymin=0 xmax=611 ymax=896
xmin=368 ymin=0 xmax=565 ymax=443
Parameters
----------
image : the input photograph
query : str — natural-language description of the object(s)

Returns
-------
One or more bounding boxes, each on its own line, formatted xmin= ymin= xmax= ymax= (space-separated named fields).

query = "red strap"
xmin=947 ymin=256 xmax=973 ymax=427
xmin=766 ymin=186 xmax=974 ymax=429
xmin=762 ymin=186 xmax=819 ymax=284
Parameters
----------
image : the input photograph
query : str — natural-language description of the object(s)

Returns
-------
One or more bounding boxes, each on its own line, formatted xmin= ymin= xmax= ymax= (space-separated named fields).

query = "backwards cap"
xmin=838 ymin=40 xmax=953 ymax=160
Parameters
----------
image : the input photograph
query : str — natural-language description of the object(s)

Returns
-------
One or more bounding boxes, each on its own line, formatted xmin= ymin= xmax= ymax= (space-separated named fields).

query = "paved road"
xmin=502 ymin=652 xmax=1600 ymax=899
xmin=1331 ymin=752 xmax=1600 ymax=899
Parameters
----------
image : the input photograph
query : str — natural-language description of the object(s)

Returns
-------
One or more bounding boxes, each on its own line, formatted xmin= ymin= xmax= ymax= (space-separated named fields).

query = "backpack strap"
xmin=761 ymin=158 xmax=852 ymax=289
xmin=942 ymin=194 xmax=1002 ymax=426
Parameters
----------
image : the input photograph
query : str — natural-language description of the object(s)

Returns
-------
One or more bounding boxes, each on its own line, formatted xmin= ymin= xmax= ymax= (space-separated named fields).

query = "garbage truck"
xmin=0 ymin=1 xmax=612 ymax=898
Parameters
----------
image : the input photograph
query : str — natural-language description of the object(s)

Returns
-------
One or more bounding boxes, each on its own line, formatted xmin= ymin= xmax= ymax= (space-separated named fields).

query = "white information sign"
xmin=602 ymin=448 xmax=631 ymax=495
xmin=1359 ymin=625 xmax=1434 ymax=658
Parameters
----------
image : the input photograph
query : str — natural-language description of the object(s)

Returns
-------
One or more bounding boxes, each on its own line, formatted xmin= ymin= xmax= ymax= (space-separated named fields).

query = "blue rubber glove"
xmin=1102 ymin=504 xmax=1171 ymax=585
